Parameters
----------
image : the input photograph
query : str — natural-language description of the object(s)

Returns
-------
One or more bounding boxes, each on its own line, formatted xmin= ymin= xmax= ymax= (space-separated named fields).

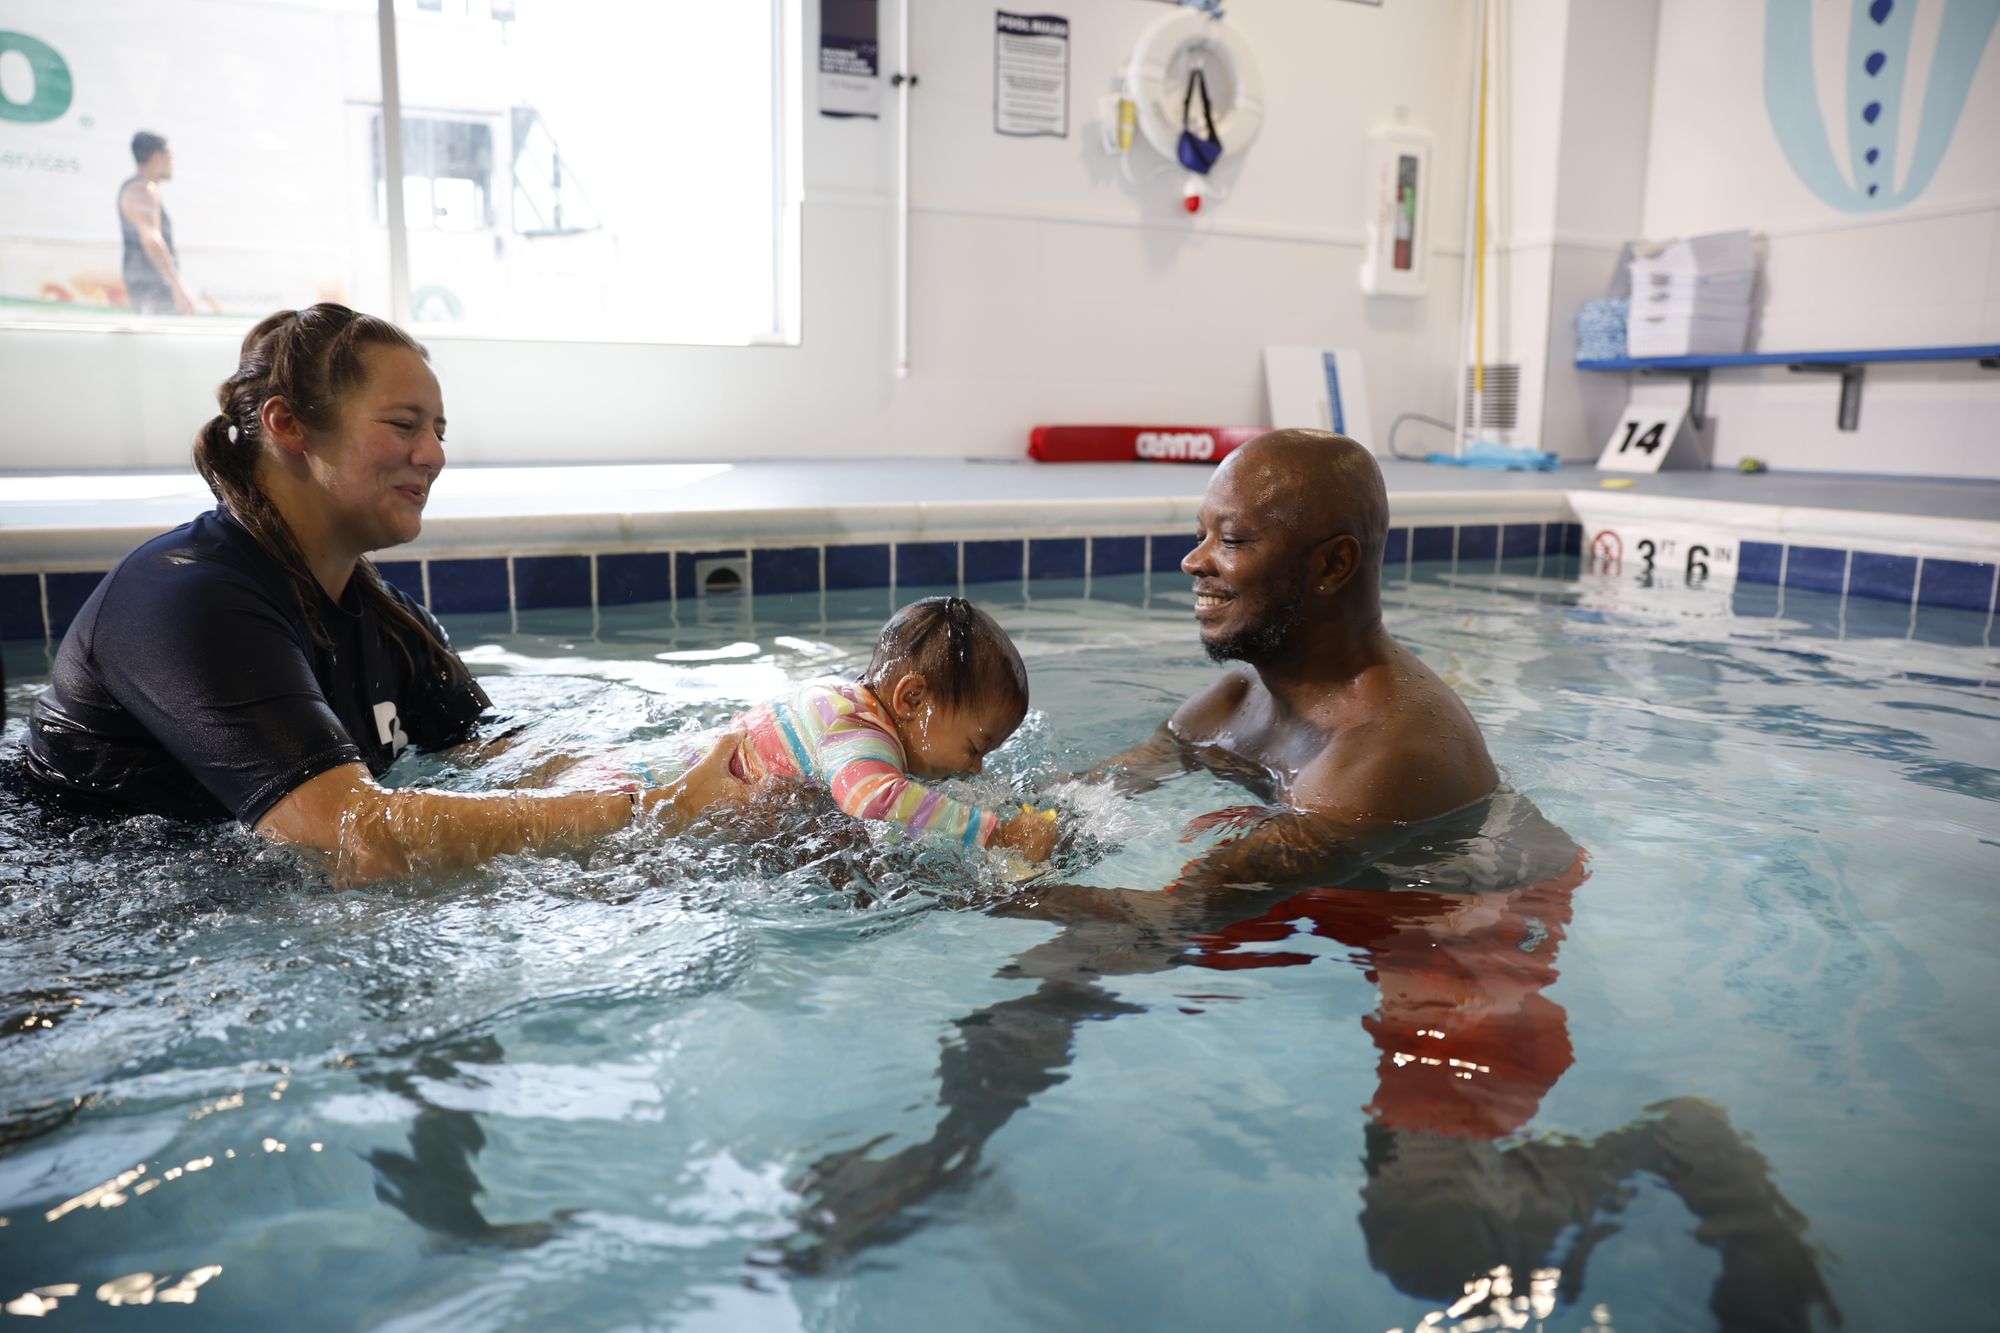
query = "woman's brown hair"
xmin=193 ymin=302 xmax=465 ymax=687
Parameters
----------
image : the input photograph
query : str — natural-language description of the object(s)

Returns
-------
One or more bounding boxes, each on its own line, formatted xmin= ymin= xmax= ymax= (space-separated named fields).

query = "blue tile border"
xmin=1783 ymin=545 xmax=1847 ymax=595
xmin=1458 ymin=524 xmax=1499 ymax=563
xmin=598 ymin=552 xmax=672 ymax=607
xmin=753 ymin=547 xmax=819 ymax=597
xmin=1739 ymin=541 xmax=1784 ymax=585
xmin=1 ymin=573 xmax=44 ymax=641
xmin=1918 ymin=558 xmax=1997 ymax=613
xmin=375 ymin=559 xmax=426 ymax=606
xmin=5 ymin=523 xmax=1990 ymax=644
xmin=1501 ymin=523 xmax=1541 ymax=559
xmin=965 ymin=539 xmax=1025 ymax=585
xmin=514 ymin=554 xmax=591 ymax=611
xmin=895 ymin=541 xmax=958 ymax=589
xmin=826 ymin=543 xmax=891 ymax=591
xmin=1848 ymin=552 xmax=1916 ymax=604
xmin=46 ymin=572 xmax=104 ymax=640
xmin=1092 ymin=536 xmax=1146 ymax=577
xmin=428 ymin=558 xmax=510 ymax=615
xmin=1151 ymin=532 xmax=1197 ymax=573
xmin=1412 ymin=526 xmax=1454 ymax=564
xmin=1029 ymin=537 xmax=1086 ymax=580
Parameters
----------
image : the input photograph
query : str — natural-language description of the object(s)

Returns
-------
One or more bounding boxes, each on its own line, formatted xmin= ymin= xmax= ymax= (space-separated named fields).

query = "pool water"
xmin=1 ymin=563 xmax=1995 ymax=1331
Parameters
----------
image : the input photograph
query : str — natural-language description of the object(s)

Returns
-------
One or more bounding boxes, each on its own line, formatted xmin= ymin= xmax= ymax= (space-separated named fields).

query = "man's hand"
xmin=1178 ymin=804 xmax=1281 ymax=842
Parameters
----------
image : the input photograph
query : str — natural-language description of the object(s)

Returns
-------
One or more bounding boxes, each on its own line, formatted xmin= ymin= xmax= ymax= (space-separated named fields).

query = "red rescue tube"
xmin=1028 ymin=425 xmax=1265 ymax=463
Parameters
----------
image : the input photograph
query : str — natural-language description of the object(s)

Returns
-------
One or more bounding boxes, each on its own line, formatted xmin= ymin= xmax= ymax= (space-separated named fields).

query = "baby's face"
xmin=900 ymin=695 xmax=1022 ymax=781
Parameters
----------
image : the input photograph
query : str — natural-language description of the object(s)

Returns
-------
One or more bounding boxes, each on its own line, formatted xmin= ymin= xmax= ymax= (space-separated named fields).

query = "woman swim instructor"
xmin=22 ymin=303 xmax=746 ymax=882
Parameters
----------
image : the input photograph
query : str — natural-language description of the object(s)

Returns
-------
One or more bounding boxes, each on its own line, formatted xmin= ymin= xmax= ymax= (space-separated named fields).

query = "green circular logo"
xmin=0 ymin=32 xmax=74 ymax=124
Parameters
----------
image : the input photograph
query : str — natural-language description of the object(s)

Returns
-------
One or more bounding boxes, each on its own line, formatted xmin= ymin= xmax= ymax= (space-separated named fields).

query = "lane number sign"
xmin=1597 ymin=401 xmax=1690 ymax=474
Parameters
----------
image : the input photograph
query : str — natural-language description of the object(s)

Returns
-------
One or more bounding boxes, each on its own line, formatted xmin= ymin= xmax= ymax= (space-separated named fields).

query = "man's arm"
xmin=1163 ymin=808 xmax=1385 ymax=894
xmin=1074 ymin=720 xmax=1194 ymax=794
xmin=120 ymin=181 xmax=194 ymax=313
xmin=1150 ymin=722 xmax=1467 ymax=894
xmin=1076 ymin=670 xmax=1251 ymax=793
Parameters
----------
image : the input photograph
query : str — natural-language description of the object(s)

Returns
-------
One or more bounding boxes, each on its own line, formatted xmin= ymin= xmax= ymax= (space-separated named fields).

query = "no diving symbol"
xmin=1590 ymin=530 xmax=1623 ymax=571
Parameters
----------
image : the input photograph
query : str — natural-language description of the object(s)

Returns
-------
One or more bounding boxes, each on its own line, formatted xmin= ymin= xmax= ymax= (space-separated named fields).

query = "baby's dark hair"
xmin=865 ymin=597 xmax=1028 ymax=717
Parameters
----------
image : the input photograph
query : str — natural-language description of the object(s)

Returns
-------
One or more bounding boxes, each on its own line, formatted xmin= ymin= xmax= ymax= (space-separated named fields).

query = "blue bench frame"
xmin=1578 ymin=344 xmax=2000 ymax=432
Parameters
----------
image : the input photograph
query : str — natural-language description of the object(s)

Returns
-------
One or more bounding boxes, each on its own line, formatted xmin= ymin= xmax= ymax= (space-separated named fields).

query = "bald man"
xmin=1098 ymin=428 xmax=1499 ymax=891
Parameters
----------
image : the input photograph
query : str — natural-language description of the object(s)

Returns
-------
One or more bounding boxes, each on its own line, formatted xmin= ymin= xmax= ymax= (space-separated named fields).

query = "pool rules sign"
xmin=1597 ymin=400 xmax=1699 ymax=473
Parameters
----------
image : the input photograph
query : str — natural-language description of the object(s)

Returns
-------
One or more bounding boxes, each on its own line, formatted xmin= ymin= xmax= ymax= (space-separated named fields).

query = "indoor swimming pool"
xmin=1 ymin=562 xmax=1994 ymax=1331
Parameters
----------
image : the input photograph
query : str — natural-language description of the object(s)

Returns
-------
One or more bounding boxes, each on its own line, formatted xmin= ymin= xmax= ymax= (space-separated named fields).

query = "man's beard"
xmin=1202 ymin=587 xmax=1307 ymax=665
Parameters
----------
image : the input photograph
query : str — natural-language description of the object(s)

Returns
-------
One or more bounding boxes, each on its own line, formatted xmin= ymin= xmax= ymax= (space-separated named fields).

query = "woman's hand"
xmin=643 ymin=730 xmax=754 ymax=831
xmin=991 ymin=805 xmax=1061 ymax=862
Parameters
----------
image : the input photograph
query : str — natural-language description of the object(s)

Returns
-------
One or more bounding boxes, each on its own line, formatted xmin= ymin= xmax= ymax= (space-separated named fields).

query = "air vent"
xmin=1463 ymin=363 xmax=1520 ymax=432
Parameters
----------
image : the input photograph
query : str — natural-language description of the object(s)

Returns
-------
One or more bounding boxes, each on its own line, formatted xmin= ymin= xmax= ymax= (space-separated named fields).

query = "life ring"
xmin=1122 ymin=11 xmax=1266 ymax=166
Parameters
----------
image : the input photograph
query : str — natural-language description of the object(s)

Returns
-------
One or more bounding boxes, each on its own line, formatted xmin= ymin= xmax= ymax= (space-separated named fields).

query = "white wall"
xmin=1630 ymin=0 xmax=2000 ymax=478
xmin=0 ymin=0 xmax=1479 ymax=474
xmin=1456 ymin=0 xmax=1657 ymax=463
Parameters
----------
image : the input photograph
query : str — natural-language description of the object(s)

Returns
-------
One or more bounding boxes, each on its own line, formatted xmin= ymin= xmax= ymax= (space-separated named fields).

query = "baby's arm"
xmin=818 ymin=718 xmax=1004 ymax=849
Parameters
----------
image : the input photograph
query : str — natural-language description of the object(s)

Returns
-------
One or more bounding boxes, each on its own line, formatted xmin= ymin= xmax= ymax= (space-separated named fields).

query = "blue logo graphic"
xmin=1764 ymin=0 xmax=1999 ymax=212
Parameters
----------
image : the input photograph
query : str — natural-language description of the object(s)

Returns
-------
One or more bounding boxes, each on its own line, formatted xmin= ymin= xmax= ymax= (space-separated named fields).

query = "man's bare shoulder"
xmin=1167 ymin=669 xmax=1255 ymax=742
xmin=120 ymin=178 xmax=157 ymax=217
xmin=1294 ymin=674 xmax=1497 ymax=822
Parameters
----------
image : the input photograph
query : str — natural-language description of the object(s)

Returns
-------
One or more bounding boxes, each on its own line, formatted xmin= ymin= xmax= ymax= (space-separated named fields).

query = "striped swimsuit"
xmin=731 ymin=681 xmax=1001 ymax=848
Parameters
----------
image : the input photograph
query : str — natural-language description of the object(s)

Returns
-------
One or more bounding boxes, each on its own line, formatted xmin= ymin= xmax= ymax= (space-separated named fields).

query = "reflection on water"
xmin=780 ymin=793 xmax=1841 ymax=1331
xmin=0 ymin=574 xmax=1993 ymax=1327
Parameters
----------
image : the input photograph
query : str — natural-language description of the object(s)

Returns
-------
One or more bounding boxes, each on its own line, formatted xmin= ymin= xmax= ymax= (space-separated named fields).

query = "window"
xmin=0 ymin=0 xmax=793 ymax=345
xmin=372 ymin=117 xmax=497 ymax=232
xmin=391 ymin=0 xmax=790 ymax=343
xmin=510 ymin=108 xmax=598 ymax=237
xmin=0 ymin=0 xmax=387 ymax=322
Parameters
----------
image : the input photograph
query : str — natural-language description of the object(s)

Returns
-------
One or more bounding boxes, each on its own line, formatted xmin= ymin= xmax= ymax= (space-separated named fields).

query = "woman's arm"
xmin=257 ymin=731 xmax=749 ymax=886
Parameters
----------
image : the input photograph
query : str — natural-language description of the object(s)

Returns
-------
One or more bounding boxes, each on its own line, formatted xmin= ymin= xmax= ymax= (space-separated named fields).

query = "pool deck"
xmin=3 ymin=458 xmax=1997 ymax=645
xmin=5 ymin=458 xmax=1998 ymax=571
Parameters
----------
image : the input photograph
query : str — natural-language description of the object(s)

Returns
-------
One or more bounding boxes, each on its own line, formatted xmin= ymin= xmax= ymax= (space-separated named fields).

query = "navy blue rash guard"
xmin=23 ymin=508 xmax=490 ymax=826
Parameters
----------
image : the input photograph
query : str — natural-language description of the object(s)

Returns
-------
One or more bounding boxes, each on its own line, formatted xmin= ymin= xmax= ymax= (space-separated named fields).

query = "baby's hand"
xmin=992 ymin=804 xmax=1061 ymax=862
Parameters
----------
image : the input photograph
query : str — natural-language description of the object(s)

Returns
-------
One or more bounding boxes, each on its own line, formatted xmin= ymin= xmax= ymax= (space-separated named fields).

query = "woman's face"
xmin=307 ymin=343 xmax=446 ymax=558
